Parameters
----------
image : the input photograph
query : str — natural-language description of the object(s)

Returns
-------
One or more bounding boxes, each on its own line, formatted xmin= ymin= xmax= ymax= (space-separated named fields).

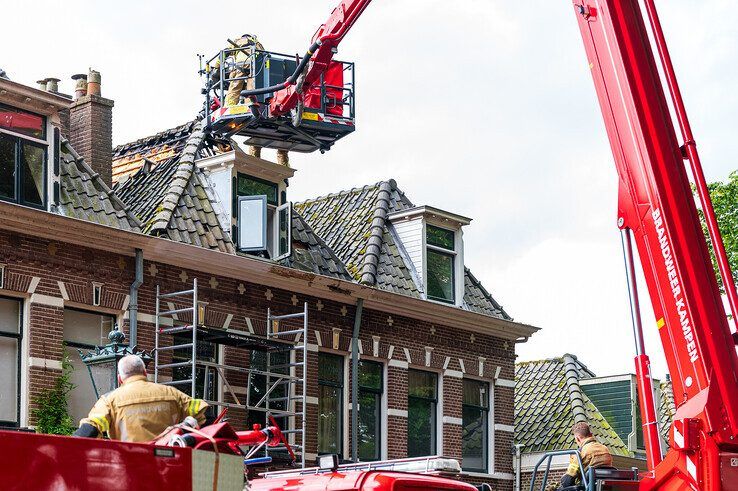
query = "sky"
xmin=4 ymin=0 xmax=738 ymax=379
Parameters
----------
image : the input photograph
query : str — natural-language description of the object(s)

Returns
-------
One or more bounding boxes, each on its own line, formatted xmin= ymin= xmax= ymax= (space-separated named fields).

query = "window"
xmin=171 ymin=331 xmax=218 ymax=403
xmin=0 ymin=104 xmax=46 ymax=139
xmin=426 ymin=224 xmax=455 ymax=303
xmin=247 ymin=350 xmax=290 ymax=458
xmin=318 ymin=352 xmax=344 ymax=455
xmin=0 ymin=132 xmax=47 ymax=208
xmin=237 ymin=174 xmax=278 ymax=206
xmin=0 ymin=297 xmax=21 ymax=427
xmin=407 ymin=369 xmax=437 ymax=457
xmin=462 ymin=379 xmax=489 ymax=472
xmin=357 ymin=360 xmax=383 ymax=461
xmin=235 ymin=173 xmax=291 ymax=259
xmin=63 ymin=309 xmax=115 ymax=424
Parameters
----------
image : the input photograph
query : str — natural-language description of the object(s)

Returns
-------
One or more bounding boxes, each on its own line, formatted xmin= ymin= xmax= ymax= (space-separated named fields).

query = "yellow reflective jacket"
xmin=565 ymin=436 xmax=613 ymax=478
xmin=80 ymin=375 xmax=208 ymax=443
xmin=213 ymin=36 xmax=264 ymax=68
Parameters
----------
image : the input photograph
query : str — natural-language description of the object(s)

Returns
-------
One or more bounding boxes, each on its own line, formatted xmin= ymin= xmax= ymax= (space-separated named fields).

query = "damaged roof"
xmin=58 ymin=138 xmax=142 ymax=231
xmin=515 ymin=355 xmax=631 ymax=456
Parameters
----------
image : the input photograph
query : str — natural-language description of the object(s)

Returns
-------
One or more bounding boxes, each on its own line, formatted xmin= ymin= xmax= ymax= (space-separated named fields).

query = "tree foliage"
xmin=31 ymin=352 xmax=76 ymax=435
xmin=700 ymin=171 xmax=738 ymax=292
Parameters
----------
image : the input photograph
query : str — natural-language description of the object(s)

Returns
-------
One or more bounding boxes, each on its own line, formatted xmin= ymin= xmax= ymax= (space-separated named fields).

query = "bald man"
xmin=73 ymin=355 xmax=208 ymax=442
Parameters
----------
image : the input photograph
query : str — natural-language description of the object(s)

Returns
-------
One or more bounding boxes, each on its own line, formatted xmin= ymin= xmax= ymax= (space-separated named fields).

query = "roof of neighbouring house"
xmin=515 ymin=355 xmax=631 ymax=456
xmin=58 ymin=138 xmax=142 ymax=231
xmin=658 ymin=378 xmax=676 ymax=443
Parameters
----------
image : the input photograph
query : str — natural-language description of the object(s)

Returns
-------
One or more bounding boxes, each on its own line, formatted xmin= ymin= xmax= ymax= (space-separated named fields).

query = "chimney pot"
xmin=87 ymin=69 xmax=101 ymax=96
xmin=71 ymin=73 xmax=88 ymax=100
xmin=36 ymin=79 xmax=48 ymax=91
xmin=45 ymin=78 xmax=60 ymax=93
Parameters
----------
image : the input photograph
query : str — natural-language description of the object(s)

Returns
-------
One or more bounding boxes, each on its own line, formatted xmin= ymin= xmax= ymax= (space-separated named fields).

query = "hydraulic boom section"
xmin=572 ymin=0 xmax=738 ymax=489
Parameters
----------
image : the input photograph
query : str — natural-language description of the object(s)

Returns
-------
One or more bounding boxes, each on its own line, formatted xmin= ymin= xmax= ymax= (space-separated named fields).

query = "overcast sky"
xmin=4 ymin=0 xmax=737 ymax=379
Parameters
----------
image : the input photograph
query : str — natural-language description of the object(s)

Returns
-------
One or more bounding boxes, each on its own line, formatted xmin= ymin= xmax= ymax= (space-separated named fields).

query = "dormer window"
xmin=236 ymin=172 xmax=291 ymax=259
xmin=0 ymin=104 xmax=47 ymax=209
xmin=388 ymin=205 xmax=470 ymax=307
xmin=426 ymin=224 xmax=456 ymax=303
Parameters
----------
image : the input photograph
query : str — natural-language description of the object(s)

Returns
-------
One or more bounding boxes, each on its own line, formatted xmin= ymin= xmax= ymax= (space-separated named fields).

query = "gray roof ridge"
xmin=359 ymin=180 xmax=393 ymax=286
xmin=463 ymin=266 xmax=512 ymax=320
xmin=562 ymin=354 xmax=588 ymax=424
xmin=61 ymin=137 xmax=143 ymax=229
xmin=147 ymin=120 xmax=205 ymax=235
xmin=296 ymin=179 xmax=397 ymax=206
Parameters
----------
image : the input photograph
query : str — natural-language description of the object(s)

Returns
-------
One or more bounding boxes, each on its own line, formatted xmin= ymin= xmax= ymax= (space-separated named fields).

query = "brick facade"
xmin=0 ymin=228 xmax=517 ymax=487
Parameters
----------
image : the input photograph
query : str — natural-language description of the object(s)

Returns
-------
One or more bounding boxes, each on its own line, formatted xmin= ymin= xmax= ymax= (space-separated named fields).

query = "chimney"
xmin=69 ymin=69 xmax=114 ymax=186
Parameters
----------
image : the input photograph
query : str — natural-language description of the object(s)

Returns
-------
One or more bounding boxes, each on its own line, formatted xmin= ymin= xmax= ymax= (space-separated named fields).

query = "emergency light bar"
xmin=261 ymin=456 xmax=462 ymax=479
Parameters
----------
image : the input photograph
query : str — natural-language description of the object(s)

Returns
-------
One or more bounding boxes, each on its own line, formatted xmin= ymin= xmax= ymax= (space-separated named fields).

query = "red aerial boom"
xmin=268 ymin=0 xmax=372 ymax=117
xmin=571 ymin=0 xmax=738 ymax=489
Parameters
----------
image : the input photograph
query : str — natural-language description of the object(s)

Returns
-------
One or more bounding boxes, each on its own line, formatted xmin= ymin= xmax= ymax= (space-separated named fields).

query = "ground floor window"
xmin=63 ymin=308 xmax=115 ymax=425
xmin=172 ymin=332 xmax=218 ymax=402
xmin=357 ymin=360 xmax=383 ymax=461
xmin=247 ymin=349 xmax=289 ymax=428
xmin=408 ymin=369 xmax=437 ymax=457
xmin=318 ymin=352 xmax=343 ymax=455
xmin=0 ymin=297 xmax=21 ymax=427
xmin=462 ymin=379 xmax=489 ymax=472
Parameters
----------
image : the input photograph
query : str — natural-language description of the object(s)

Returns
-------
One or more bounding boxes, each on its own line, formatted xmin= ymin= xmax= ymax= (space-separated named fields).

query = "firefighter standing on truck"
xmin=72 ymin=354 xmax=208 ymax=442
xmin=211 ymin=33 xmax=263 ymax=108
xmin=550 ymin=422 xmax=613 ymax=490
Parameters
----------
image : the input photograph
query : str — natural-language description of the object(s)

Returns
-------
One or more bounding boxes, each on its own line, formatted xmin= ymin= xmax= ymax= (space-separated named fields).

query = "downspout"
xmin=350 ymin=298 xmax=364 ymax=462
xmin=513 ymin=444 xmax=523 ymax=491
xmin=129 ymin=249 xmax=143 ymax=346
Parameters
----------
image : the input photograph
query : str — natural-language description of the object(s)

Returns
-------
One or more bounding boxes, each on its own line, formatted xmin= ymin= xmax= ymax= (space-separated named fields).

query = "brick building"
xmin=0 ymin=73 xmax=538 ymax=489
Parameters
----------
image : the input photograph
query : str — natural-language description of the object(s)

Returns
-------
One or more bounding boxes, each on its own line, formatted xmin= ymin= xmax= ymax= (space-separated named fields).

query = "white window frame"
xmin=237 ymin=195 xmax=268 ymax=252
xmin=274 ymin=201 xmax=292 ymax=261
xmin=423 ymin=223 xmax=459 ymax=305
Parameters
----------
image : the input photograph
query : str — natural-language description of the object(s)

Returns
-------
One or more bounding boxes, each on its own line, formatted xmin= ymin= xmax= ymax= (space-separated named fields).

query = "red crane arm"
xmin=268 ymin=0 xmax=372 ymax=117
xmin=572 ymin=0 xmax=738 ymax=488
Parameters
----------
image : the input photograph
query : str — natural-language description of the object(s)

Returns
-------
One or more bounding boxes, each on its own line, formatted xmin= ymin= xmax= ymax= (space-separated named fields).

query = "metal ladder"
xmin=154 ymin=278 xmax=198 ymax=396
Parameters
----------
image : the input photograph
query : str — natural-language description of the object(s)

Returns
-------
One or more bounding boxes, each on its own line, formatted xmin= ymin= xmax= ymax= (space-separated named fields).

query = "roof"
xmin=115 ymin=121 xmax=236 ymax=253
xmin=280 ymin=210 xmax=353 ymax=281
xmin=658 ymin=378 xmax=676 ymax=443
xmin=295 ymin=181 xmax=511 ymax=319
xmin=58 ymin=139 xmax=142 ymax=231
xmin=515 ymin=355 xmax=631 ymax=456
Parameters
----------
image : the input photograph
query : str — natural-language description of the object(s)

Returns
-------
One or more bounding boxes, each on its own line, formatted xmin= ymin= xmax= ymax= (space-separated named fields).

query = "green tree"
xmin=31 ymin=352 xmax=76 ymax=435
xmin=699 ymin=171 xmax=738 ymax=292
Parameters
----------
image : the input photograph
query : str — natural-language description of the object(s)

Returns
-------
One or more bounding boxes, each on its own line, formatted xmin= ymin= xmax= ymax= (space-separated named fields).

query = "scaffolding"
xmin=154 ymin=278 xmax=307 ymax=468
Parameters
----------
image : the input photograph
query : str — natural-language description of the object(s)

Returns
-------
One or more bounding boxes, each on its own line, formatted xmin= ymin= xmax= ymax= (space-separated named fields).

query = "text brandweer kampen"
xmin=652 ymin=208 xmax=699 ymax=363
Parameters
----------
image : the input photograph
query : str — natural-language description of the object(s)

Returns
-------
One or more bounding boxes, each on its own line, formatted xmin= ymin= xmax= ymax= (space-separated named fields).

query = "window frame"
xmin=0 ymin=130 xmax=48 ymax=210
xmin=274 ymin=201 xmax=292 ymax=260
xmin=0 ymin=296 xmax=22 ymax=428
xmin=424 ymin=223 xmax=457 ymax=304
xmin=357 ymin=359 xmax=384 ymax=461
xmin=317 ymin=352 xmax=344 ymax=456
xmin=407 ymin=368 xmax=438 ymax=457
xmin=461 ymin=378 xmax=490 ymax=473
xmin=237 ymin=194 xmax=268 ymax=252
xmin=236 ymin=172 xmax=279 ymax=206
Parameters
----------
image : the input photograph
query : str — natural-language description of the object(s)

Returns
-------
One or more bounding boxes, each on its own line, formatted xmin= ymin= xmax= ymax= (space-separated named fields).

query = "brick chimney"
xmin=69 ymin=69 xmax=114 ymax=186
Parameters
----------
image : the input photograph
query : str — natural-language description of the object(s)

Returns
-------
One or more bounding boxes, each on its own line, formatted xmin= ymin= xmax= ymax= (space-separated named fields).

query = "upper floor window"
xmin=236 ymin=172 xmax=291 ymax=259
xmin=0 ymin=132 xmax=46 ymax=209
xmin=426 ymin=224 xmax=456 ymax=303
